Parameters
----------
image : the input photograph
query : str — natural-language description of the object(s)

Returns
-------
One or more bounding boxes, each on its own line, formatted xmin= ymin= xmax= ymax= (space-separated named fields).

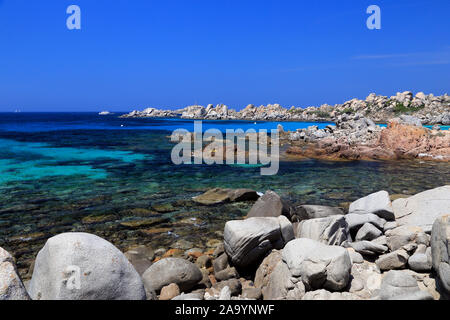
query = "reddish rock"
xmin=159 ymin=283 xmax=180 ymax=300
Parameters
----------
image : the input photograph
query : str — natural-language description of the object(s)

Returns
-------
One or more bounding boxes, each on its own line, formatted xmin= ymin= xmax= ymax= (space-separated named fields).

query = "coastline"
xmin=120 ymin=91 xmax=450 ymax=126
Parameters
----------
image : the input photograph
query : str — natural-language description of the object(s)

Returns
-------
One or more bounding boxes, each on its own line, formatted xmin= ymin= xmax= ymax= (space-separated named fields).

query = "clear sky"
xmin=0 ymin=0 xmax=449 ymax=112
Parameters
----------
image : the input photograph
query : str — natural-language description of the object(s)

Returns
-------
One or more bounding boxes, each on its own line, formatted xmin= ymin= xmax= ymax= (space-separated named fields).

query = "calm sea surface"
xmin=1 ymin=113 xmax=449 ymax=276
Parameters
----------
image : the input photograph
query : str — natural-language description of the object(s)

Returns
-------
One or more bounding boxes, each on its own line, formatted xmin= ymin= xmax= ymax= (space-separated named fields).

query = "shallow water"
xmin=0 ymin=113 xmax=449 ymax=277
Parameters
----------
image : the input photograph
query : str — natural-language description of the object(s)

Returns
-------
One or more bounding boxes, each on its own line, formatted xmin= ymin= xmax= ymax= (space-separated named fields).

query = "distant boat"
xmin=99 ymin=111 xmax=112 ymax=115
xmin=14 ymin=109 xmax=21 ymax=113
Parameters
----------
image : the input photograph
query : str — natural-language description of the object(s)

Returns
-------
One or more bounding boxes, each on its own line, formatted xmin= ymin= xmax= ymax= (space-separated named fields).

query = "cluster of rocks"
xmin=1 ymin=185 xmax=449 ymax=300
xmin=285 ymin=113 xmax=382 ymax=146
xmin=120 ymin=91 xmax=450 ymax=125
xmin=332 ymin=91 xmax=450 ymax=125
xmin=285 ymin=115 xmax=450 ymax=161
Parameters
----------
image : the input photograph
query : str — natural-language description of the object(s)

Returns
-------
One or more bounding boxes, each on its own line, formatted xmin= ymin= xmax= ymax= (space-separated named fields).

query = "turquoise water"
xmin=0 ymin=138 xmax=148 ymax=183
xmin=0 ymin=113 xmax=449 ymax=277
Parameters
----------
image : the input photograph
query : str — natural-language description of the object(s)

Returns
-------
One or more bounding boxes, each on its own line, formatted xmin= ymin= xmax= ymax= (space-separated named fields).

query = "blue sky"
xmin=0 ymin=0 xmax=449 ymax=112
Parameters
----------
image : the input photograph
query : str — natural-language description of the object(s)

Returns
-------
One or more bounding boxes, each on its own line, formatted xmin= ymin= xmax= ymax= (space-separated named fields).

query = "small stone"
xmin=159 ymin=283 xmax=180 ymax=300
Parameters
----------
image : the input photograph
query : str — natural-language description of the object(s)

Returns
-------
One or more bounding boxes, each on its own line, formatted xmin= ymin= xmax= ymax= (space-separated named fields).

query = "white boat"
xmin=98 ymin=111 xmax=111 ymax=115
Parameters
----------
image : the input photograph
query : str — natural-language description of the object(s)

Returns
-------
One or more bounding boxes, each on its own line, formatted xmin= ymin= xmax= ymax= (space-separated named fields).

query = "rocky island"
xmin=121 ymin=91 xmax=450 ymax=125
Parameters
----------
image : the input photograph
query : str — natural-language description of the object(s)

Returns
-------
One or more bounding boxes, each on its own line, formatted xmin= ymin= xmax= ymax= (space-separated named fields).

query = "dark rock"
xmin=247 ymin=190 xmax=292 ymax=219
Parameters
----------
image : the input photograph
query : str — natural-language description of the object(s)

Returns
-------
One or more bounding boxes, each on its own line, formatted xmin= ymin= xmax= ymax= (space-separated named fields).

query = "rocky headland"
xmin=1 ymin=186 xmax=450 ymax=300
xmin=282 ymin=114 xmax=450 ymax=161
xmin=120 ymin=91 xmax=450 ymax=125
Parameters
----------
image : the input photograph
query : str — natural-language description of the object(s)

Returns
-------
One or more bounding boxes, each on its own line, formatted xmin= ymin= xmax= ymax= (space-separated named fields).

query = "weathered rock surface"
xmin=431 ymin=215 xmax=450 ymax=297
xmin=28 ymin=232 xmax=146 ymax=300
xmin=296 ymin=215 xmax=350 ymax=246
xmin=282 ymin=238 xmax=352 ymax=291
xmin=224 ymin=216 xmax=294 ymax=269
xmin=0 ymin=247 xmax=30 ymax=300
xmin=394 ymin=186 xmax=450 ymax=232
xmin=247 ymin=190 xmax=291 ymax=219
xmin=142 ymin=257 xmax=202 ymax=293
xmin=349 ymin=191 xmax=395 ymax=221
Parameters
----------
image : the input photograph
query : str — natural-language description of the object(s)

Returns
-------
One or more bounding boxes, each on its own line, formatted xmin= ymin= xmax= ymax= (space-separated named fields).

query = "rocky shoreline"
xmin=281 ymin=114 xmax=450 ymax=162
xmin=120 ymin=91 xmax=450 ymax=125
xmin=2 ymin=186 xmax=450 ymax=300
